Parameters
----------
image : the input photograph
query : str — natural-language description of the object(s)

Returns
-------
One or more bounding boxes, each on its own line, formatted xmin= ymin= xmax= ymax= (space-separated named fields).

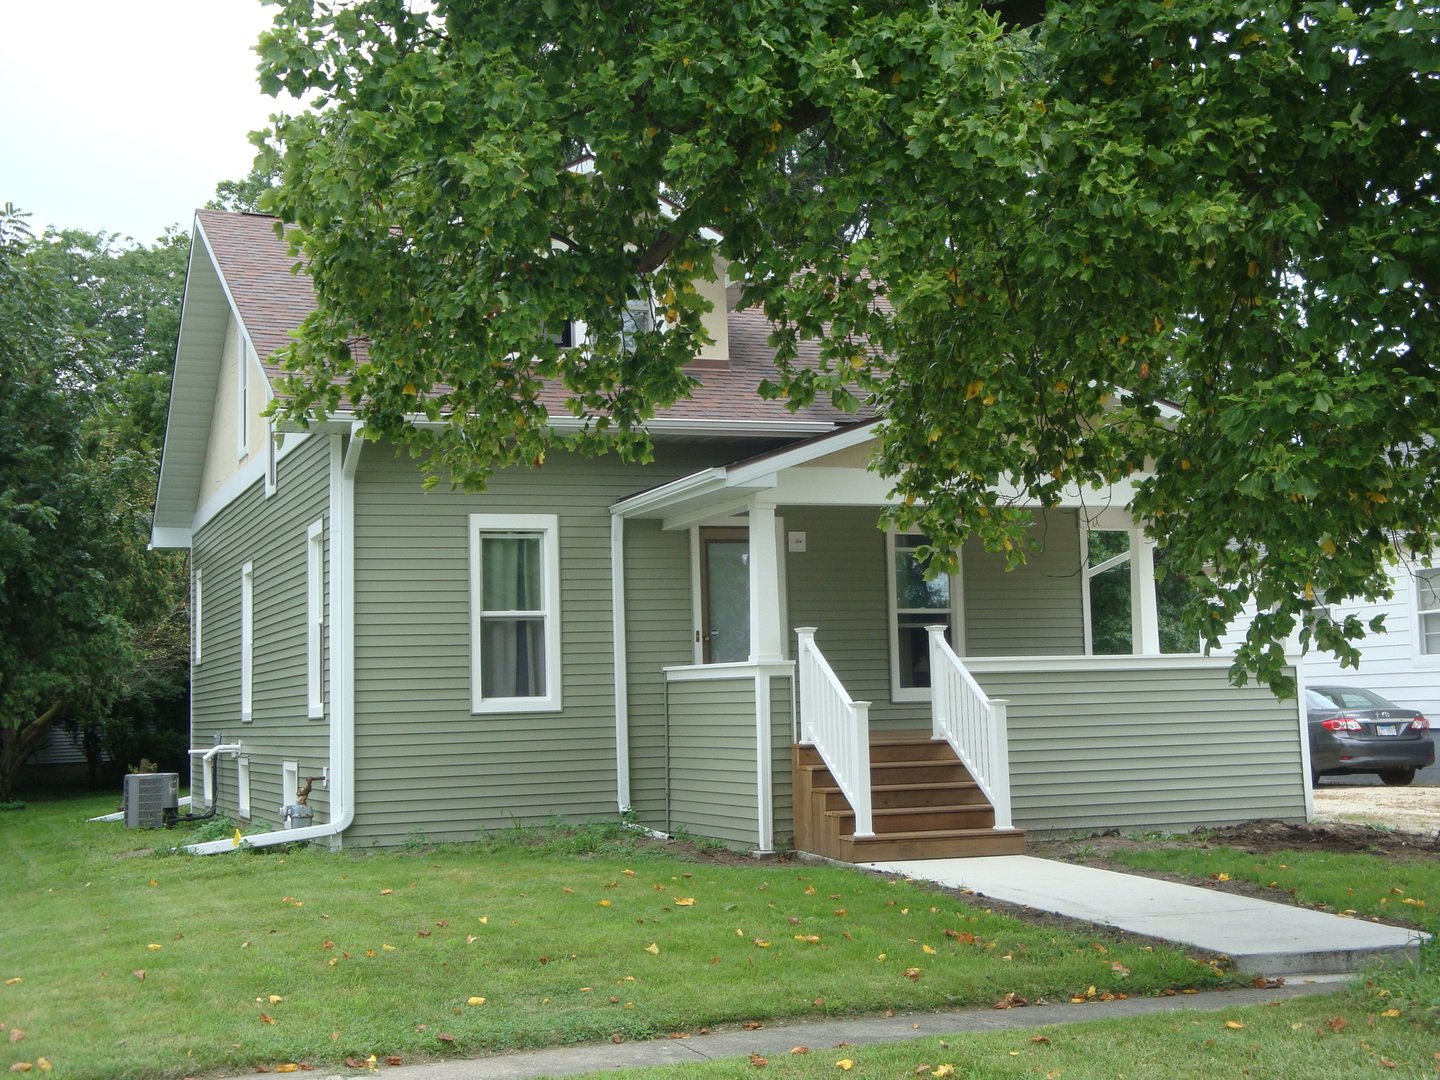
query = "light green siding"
xmin=623 ymin=520 xmax=693 ymax=830
xmin=666 ymin=679 xmax=759 ymax=846
xmin=190 ymin=434 xmax=332 ymax=827
xmin=769 ymin=675 xmax=795 ymax=848
xmin=968 ymin=660 xmax=1307 ymax=835
xmin=782 ymin=507 xmax=1084 ymax=726
xmin=963 ymin=511 xmax=1085 ymax=656
xmin=346 ymin=440 xmax=758 ymax=846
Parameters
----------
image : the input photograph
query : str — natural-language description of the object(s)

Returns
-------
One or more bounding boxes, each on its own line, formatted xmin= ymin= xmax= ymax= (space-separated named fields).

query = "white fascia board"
xmin=725 ymin=419 xmax=884 ymax=485
xmin=150 ymin=527 xmax=194 ymax=550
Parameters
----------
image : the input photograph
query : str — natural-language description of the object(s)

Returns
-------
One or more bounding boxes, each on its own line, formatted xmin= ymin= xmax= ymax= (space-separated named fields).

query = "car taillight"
xmin=1322 ymin=718 xmax=1362 ymax=731
xmin=1411 ymin=717 xmax=1430 ymax=731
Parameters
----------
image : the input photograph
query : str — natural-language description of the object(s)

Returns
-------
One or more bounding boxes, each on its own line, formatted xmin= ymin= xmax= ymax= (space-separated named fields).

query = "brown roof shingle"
xmin=195 ymin=209 xmax=863 ymax=427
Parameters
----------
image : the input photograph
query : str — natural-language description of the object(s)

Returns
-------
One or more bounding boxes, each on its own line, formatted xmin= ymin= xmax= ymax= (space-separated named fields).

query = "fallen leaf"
xmin=344 ymin=1060 xmax=368 ymax=1069
xmin=1225 ymin=1021 xmax=1245 ymax=1030
xmin=675 ymin=898 xmax=696 ymax=906
xmin=436 ymin=1033 xmax=456 ymax=1043
xmin=379 ymin=889 xmax=393 ymax=895
xmin=8 ymin=1030 xmax=23 ymax=1043
xmin=382 ymin=945 xmax=396 ymax=951
xmin=386 ymin=1057 xmax=403 ymax=1067
xmin=3 ymin=979 xmax=20 ymax=986
xmin=794 ymin=935 xmax=821 ymax=944
xmin=922 ymin=944 xmax=937 ymax=954
xmin=1378 ymin=1058 xmax=1396 ymax=1069
xmin=467 ymin=996 xmax=486 ymax=1006
xmin=478 ymin=917 xmax=488 ymax=924
xmin=813 ymin=997 xmax=825 ymax=1007
xmin=1030 ymin=1036 xmax=1052 ymax=1043
xmin=902 ymin=967 xmax=921 ymax=981
xmin=612 ymin=1034 xmax=623 ymax=1044
xmin=417 ymin=930 xmax=432 ymax=937
xmin=932 ymin=1066 xmax=955 ymax=1078
xmin=260 ymin=1014 xmax=275 ymax=1024
xmin=743 ymin=1022 xmax=764 ymax=1030
xmin=749 ymin=1053 xmax=768 ymax=1067
xmin=790 ymin=1046 xmax=810 ymax=1054
xmin=836 ymin=1059 xmax=854 ymax=1071
xmin=623 ymin=869 xmax=636 ymax=876
xmin=275 ymin=1065 xmax=299 ymax=1073
xmin=1111 ymin=962 xmax=1130 ymax=976
xmin=804 ymin=886 xmax=816 ymax=896
xmin=1381 ymin=1009 xmax=1401 ymax=1018
xmin=1324 ymin=1017 xmax=1348 ymax=1033
xmin=563 ymin=888 xmax=575 ymax=894
xmin=132 ymin=970 xmax=145 ymax=981
xmin=1213 ymin=873 xmax=1232 ymax=882
xmin=147 ymin=944 xmax=162 ymax=951
xmin=598 ymin=900 xmax=612 ymax=907
xmin=753 ymin=939 xmax=771 ymax=948
xmin=10 ymin=1065 xmax=32 ymax=1074
xmin=645 ymin=943 xmax=660 ymax=955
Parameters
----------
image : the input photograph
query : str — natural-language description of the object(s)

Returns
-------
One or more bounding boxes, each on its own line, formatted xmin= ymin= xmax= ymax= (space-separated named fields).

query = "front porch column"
xmin=748 ymin=498 xmax=785 ymax=662
xmin=1129 ymin=530 xmax=1162 ymax=655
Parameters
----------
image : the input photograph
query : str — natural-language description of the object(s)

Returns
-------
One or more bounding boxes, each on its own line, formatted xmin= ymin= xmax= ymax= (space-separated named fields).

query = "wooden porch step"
xmin=826 ymin=803 xmax=997 ymax=833
xmin=812 ymin=780 xmax=988 ymax=811
xmin=840 ymin=827 xmax=1027 ymax=862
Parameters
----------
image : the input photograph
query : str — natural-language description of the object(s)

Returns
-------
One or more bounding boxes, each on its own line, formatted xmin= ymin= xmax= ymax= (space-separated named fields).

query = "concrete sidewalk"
xmin=361 ymin=978 xmax=1345 ymax=1080
xmin=864 ymin=855 xmax=1430 ymax=976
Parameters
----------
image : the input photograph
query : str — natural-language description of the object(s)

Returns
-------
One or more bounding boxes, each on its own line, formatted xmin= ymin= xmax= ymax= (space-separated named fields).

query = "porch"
xmin=609 ymin=424 xmax=1312 ymax=859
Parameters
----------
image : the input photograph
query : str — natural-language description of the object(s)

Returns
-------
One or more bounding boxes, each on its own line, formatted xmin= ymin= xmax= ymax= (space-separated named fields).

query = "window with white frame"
xmin=469 ymin=514 xmax=561 ymax=713
xmin=888 ymin=532 xmax=955 ymax=700
xmin=1418 ymin=569 xmax=1440 ymax=655
xmin=240 ymin=561 xmax=254 ymax=722
xmin=192 ymin=567 xmax=203 ymax=666
xmin=307 ymin=520 xmax=325 ymax=718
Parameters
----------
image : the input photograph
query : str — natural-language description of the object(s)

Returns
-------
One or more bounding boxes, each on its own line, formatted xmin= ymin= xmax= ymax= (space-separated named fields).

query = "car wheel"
xmin=1377 ymin=768 xmax=1416 ymax=787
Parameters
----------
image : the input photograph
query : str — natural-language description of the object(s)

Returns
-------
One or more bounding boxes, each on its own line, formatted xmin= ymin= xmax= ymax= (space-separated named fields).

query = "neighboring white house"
xmin=1222 ymin=558 xmax=1440 ymax=719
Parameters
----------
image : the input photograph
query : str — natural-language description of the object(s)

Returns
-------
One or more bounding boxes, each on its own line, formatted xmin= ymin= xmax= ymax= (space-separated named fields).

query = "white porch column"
xmin=1130 ymin=530 xmax=1162 ymax=655
xmin=748 ymin=498 xmax=785 ymax=662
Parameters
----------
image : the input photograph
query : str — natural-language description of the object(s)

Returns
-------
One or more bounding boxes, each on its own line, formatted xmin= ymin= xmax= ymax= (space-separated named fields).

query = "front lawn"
xmin=0 ymin=794 xmax=1234 ymax=1079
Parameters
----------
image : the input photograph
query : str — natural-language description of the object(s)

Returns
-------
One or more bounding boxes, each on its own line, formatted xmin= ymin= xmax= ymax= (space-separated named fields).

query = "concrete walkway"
xmin=864 ymin=855 xmax=1430 ymax=976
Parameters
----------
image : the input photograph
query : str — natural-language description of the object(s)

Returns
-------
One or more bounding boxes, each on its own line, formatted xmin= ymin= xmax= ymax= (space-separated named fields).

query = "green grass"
xmin=1104 ymin=845 xmax=1439 ymax=930
xmin=1100 ymin=841 xmax=1440 ymax=1029
xmin=0 ymin=795 xmax=1238 ymax=1079
xmin=552 ymin=997 xmax=1440 ymax=1080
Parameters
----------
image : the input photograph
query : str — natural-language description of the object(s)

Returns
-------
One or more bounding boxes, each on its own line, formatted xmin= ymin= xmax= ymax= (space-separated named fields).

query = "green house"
xmin=154 ymin=211 xmax=1312 ymax=859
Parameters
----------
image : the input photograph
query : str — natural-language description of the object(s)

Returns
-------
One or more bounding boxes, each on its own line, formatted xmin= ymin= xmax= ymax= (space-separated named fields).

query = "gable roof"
xmin=194 ymin=209 xmax=864 ymax=427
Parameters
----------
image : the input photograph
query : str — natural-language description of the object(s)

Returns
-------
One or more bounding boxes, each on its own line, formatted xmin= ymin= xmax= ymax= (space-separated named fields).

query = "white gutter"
xmin=611 ymin=513 xmax=630 ymax=812
xmin=186 ymin=425 xmax=363 ymax=854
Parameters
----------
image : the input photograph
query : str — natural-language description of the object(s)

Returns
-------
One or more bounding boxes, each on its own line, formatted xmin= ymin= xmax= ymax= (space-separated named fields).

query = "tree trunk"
xmin=0 ymin=700 xmax=66 ymax=803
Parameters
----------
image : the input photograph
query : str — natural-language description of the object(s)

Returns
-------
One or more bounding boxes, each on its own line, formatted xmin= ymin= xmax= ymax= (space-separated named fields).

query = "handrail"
xmin=794 ymin=628 xmax=874 ymax=838
xmin=927 ymin=625 xmax=1013 ymax=830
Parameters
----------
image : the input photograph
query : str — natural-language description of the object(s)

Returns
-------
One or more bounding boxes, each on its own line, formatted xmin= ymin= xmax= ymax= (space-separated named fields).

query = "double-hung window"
xmin=470 ymin=514 xmax=561 ymax=713
xmin=888 ymin=532 xmax=956 ymax=700
xmin=1418 ymin=568 xmax=1440 ymax=656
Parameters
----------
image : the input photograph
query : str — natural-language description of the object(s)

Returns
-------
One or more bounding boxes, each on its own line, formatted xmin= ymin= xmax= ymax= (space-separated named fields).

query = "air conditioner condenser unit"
xmin=123 ymin=772 xmax=180 ymax=828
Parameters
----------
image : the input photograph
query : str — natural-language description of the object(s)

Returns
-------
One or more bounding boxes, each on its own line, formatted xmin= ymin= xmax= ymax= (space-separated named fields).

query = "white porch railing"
xmin=795 ymin=627 xmax=874 ymax=838
xmin=927 ymin=625 xmax=1014 ymax=831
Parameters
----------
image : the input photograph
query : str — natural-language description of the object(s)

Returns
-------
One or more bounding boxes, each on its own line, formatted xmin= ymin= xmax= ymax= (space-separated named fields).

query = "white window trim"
xmin=282 ymin=761 xmax=299 ymax=817
xmin=469 ymin=513 xmax=562 ymax=714
xmin=263 ymin=424 xmax=279 ymax=497
xmin=240 ymin=560 xmax=254 ymax=723
xmin=886 ymin=531 xmax=960 ymax=704
xmin=307 ymin=519 xmax=325 ymax=719
xmin=1415 ymin=566 xmax=1440 ymax=665
xmin=237 ymin=346 xmax=253 ymax=460
xmin=237 ymin=757 xmax=251 ymax=820
xmin=192 ymin=567 xmax=203 ymax=667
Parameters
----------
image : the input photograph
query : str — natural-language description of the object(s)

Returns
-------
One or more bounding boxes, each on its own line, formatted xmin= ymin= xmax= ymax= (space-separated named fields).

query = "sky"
xmin=0 ymin=0 xmax=300 ymax=244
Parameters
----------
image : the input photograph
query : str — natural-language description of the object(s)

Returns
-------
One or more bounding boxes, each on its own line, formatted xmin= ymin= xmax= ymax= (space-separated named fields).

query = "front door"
xmin=701 ymin=529 xmax=750 ymax=663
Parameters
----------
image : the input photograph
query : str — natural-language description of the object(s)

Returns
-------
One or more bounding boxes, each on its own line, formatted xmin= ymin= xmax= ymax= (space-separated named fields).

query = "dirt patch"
xmin=1313 ymin=784 xmax=1440 ymax=837
xmin=1032 ymin=818 xmax=1439 ymax=862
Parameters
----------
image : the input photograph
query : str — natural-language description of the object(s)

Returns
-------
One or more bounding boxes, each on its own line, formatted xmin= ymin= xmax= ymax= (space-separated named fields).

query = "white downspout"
xmin=186 ymin=426 xmax=363 ymax=854
xmin=611 ymin=511 xmax=631 ymax=812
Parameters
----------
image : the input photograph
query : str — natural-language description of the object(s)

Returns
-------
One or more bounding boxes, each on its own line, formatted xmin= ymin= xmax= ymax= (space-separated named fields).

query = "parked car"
xmin=1307 ymin=685 xmax=1435 ymax=786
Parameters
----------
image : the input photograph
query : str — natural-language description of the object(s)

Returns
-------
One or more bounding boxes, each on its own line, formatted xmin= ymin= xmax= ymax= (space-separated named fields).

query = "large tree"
xmin=0 ymin=209 xmax=178 ymax=799
xmin=254 ymin=0 xmax=1439 ymax=693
